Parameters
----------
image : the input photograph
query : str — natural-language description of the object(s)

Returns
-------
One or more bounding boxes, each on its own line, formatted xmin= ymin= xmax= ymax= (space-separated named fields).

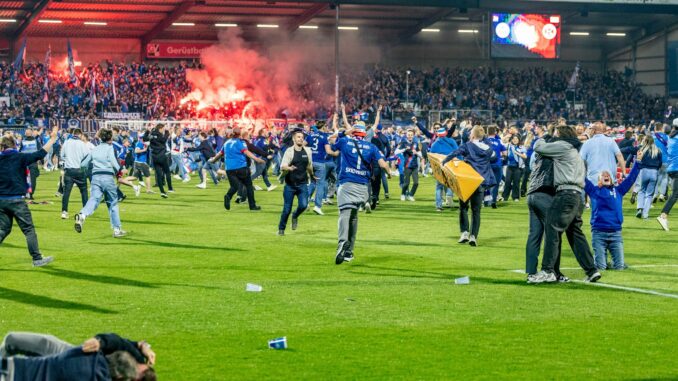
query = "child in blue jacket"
xmin=584 ymin=159 xmax=641 ymax=270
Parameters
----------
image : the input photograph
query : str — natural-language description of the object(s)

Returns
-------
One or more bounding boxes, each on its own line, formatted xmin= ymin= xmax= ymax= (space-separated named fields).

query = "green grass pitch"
xmin=1 ymin=171 xmax=676 ymax=380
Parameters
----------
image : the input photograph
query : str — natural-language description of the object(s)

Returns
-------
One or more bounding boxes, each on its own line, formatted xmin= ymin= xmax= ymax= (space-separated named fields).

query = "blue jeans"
xmin=435 ymin=181 xmax=453 ymax=208
xmin=170 ymin=153 xmax=187 ymax=177
xmin=278 ymin=183 xmax=308 ymax=231
xmin=80 ymin=175 xmax=121 ymax=230
xmin=308 ymin=162 xmax=327 ymax=208
xmin=637 ymin=168 xmax=658 ymax=218
xmin=325 ymin=161 xmax=336 ymax=197
xmin=591 ymin=230 xmax=624 ymax=270
xmin=381 ymin=170 xmax=389 ymax=194
xmin=655 ymin=163 xmax=668 ymax=196
xmin=198 ymin=160 xmax=219 ymax=185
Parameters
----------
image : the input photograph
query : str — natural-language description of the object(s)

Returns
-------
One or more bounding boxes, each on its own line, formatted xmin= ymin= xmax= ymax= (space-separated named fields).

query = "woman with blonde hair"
xmin=636 ymin=134 xmax=663 ymax=219
xmin=442 ymin=126 xmax=497 ymax=246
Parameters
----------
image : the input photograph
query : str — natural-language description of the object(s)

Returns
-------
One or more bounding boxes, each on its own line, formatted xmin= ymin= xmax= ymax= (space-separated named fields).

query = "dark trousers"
xmin=542 ymin=190 xmax=597 ymax=276
xmin=0 ymin=199 xmax=42 ymax=260
xmin=402 ymin=167 xmax=419 ymax=196
xmin=153 ymin=155 xmax=173 ymax=194
xmin=370 ymin=166 xmax=382 ymax=207
xmin=61 ymin=169 xmax=88 ymax=212
xmin=526 ymin=193 xmax=562 ymax=275
xmin=502 ymin=166 xmax=523 ymax=200
xmin=459 ymin=187 xmax=484 ymax=237
xmin=226 ymin=167 xmax=256 ymax=209
xmin=661 ymin=172 xmax=678 ymax=215
xmin=278 ymin=184 xmax=308 ymax=230
xmin=521 ymin=167 xmax=531 ymax=195
xmin=27 ymin=163 xmax=39 ymax=196
xmin=490 ymin=166 xmax=503 ymax=203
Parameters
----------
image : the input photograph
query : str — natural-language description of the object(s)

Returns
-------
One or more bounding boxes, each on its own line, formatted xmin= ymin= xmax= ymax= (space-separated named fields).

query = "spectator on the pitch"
xmin=580 ymin=122 xmax=626 ymax=184
xmin=424 ymin=122 xmax=458 ymax=211
xmin=0 ymin=126 xmax=58 ymax=267
xmin=74 ymin=128 xmax=127 ymax=238
xmin=531 ymin=125 xmax=601 ymax=283
xmin=652 ymin=122 xmax=670 ymax=201
xmin=59 ymin=128 xmax=89 ymax=220
xmin=618 ymin=130 xmax=636 ymax=161
xmin=209 ymin=127 xmax=264 ymax=211
xmin=327 ymin=122 xmax=391 ymax=265
xmin=18 ymin=128 xmax=42 ymax=200
xmin=635 ymin=135 xmax=663 ymax=219
xmin=278 ymin=130 xmax=314 ymax=236
xmin=0 ymin=331 xmax=156 ymax=381
xmin=442 ymin=126 xmax=496 ymax=247
xmin=395 ymin=121 xmax=422 ymax=202
xmin=484 ymin=125 xmax=506 ymax=208
xmin=585 ymin=159 xmax=641 ymax=270
xmin=146 ymin=124 xmax=173 ymax=198
xmin=657 ymin=120 xmax=678 ymax=231
xmin=502 ymin=134 xmax=527 ymax=202
xmin=187 ymin=131 xmax=219 ymax=189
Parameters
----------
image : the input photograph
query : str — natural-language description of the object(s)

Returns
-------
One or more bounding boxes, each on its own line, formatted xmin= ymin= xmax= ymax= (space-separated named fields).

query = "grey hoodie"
xmin=533 ymin=139 xmax=585 ymax=192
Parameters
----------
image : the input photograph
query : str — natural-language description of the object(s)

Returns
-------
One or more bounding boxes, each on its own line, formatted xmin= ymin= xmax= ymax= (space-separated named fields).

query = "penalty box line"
xmin=508 ymin=265 xmax=678 ymax=299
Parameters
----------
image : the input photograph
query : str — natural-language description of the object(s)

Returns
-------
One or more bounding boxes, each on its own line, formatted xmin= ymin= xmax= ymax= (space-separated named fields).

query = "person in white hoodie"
xmin=74 ymin=128 xmax=126 ymax=238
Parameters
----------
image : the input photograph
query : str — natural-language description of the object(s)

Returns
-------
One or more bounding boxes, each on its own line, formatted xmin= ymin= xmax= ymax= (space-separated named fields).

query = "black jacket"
xmin=145 ymin=129 xmax=169 ymax=158
xmin=187 ymin=140 xmax=217 ymax=160
xmin=95 ymin=333 xmax=146 ymax=364
xmin=0 ymin=149 xmax=46 ymax=197
xmin=527 ymin=153 xmax=556 ymax=196
xmin=12 ymin=347 xmax=110 ymax=381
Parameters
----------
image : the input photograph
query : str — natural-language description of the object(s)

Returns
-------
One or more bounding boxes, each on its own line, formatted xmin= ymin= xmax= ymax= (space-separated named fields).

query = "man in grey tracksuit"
xmin=531 ymin=125 xmax=601 ymax=283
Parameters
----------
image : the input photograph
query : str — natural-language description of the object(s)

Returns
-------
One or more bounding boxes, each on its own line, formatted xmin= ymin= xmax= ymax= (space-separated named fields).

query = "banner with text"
xmin=103 ymin=112 xmax=143 ymax=120
xmin=146 ymin=42 xmax=213 ymax=59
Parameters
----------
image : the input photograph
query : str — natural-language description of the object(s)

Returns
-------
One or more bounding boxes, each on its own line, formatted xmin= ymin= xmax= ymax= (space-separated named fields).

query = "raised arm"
xmin=341 ymin=103 xmax=351 ymax=129
xmin=372 ymin=105 xmax=382 ymax=129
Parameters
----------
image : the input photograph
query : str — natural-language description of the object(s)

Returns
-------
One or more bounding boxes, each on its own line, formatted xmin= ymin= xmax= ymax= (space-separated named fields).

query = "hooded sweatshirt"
xmin=443 ymin=139 xmax=497 ymax=188
xmin=533 ymin=136 xmax=585 ymax=192
xmin=585 ymin=163 xmax=640 ymax=232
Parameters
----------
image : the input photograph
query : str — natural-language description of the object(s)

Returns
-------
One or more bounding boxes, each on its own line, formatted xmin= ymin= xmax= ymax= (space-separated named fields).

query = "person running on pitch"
xmin=327 ymin=122 xmax=391 ymax=265
xmin=74 ymin=128 xmax=127 ymax=238
xmin=133 ymin=135 xmax=153 ymax=194
xmin=0 ymin=126 xmax=59 ymax=267
xmin=277 ymin=129 xmax=315 ymax=236
xmin=59 ymin=128 xmax=89 ymax=220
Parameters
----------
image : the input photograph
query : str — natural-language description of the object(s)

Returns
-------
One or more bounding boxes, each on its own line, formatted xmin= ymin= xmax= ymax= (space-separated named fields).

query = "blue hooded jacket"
xmin=585 ymin=163 xmax=640 ymax=232
xmin=443 ymin=139 xmax=497 ymax=187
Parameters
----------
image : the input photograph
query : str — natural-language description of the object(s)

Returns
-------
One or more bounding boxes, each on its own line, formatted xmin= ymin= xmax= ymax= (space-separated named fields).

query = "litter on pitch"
xmin=455 ymin=276 xmax=470 ymax=285
xmin=246 ymin=283 xmax=263 ymax=292
xmin=268 ymin=336 xmax=288 ymax=350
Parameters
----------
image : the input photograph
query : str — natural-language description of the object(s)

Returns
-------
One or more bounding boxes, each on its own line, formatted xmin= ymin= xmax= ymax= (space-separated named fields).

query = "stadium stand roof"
xmin=1 ymin=0 xmax=677 ymax=46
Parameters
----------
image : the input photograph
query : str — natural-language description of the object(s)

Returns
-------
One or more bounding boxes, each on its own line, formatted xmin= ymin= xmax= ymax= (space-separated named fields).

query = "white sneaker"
xmin=497 ymin=196 xmax=504 ymax=202
xmin=133 ymin=185 xmax=141 ymax=197
xmin=400 ymin=195 xmax=406 ymax=201
xmin=113 ymin=228 xmax=128 ymax=238
xmin=173 ymin=175 xmax=182 ymax=181
xmin=657 ymin=216 xmax=669 ymax=231
xmin=254 ymin=185 xmax=263 ymax=191
xmin=468 ymin=235 xmax=477 ymax=246
xmin=182 ymin=176 xmax=191 ymax=183
xmin=196 ymin=182 xmax=207 ymax=189
xmin=267 ymin=185 xmax=277 ymax=192
xmin=61 ymin=211 xmax=68 ymax=220
xmin=365 ymin=203 xmax=372 ymax=213
xmin=407 ymin=196 xmax=415 ymax=202
xmin=458 ymin=231 xmax=470 ymax=244
xmin=74 ymin=213 xmax=85 ymax=233
xmin=585 ymin=202 xmax=590 ymax=209
xmin=313 ymin=206 xmax=324 ymax=215
xmin=530 ymin=270 xmax=557 ymax=284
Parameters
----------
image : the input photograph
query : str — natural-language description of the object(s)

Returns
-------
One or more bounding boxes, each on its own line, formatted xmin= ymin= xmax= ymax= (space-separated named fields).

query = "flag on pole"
xmin=153 ymin=92 xmax=160 ymax=113
xmin=44 ymin=44 xmax=51 ymax=72
xmin=112 ymin=72 xmax=117 ymax=102
xmin=567 ymin=62 xmax=580 ymax=90
xmin=11 ymin=38 xmax=27 ymax=82
xmin=67 ymin=39 xmax=77 ymax=85
xmin=90 ymin=72 xmax=97 ymax=107
xmin=42 ymin=76 xmax=49 ymax=103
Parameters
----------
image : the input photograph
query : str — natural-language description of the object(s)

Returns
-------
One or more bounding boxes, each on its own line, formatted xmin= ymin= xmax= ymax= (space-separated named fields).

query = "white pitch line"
xmin=510 ymin=264 xmax=678 ymax=274
xmin=570 ymin=280 xmax=678 ymax=299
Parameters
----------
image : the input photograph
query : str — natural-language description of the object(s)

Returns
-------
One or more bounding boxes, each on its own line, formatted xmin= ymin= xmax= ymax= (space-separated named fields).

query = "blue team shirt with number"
xmin=331 ymin=137 xmax=383 ymax=185
xmin=222 ymin=138 xmax=248 ymax=170
xmin=306 ymin=132 xmax=329 ymax=163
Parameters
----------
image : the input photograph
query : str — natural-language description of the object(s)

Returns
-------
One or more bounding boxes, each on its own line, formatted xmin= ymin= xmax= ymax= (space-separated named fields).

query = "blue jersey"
xmin=331 ymin=137 xmax=383 ymax=185
xmin=222 ymin=138 xmax=247 ymax=170
xmin=487 ymin=136 xmax=506 ymax=167
xmin=134 ymin=141 xmax=149 ymax=164
xmin=112 ymin=141 xmax=127 ymax=161
xmin=306 ymin=132 xmax=329 ymax=163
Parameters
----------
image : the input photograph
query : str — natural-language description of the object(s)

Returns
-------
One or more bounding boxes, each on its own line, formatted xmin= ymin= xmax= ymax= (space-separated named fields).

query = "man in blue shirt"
xmin=327 ymin=122 xmax=391 ymax=265
xmin=0 ymin=126 xmax=59 ymax=267
xmin=306 ymin=123 xmax=331 ymax=215
xmin=19 ymin=129 xmax=41 ymax=200
xmin=580 ymin=122 xmax=625 ymax=184
xmin=652 ymin=122 xmax=670 ymax=200
xmin=210 ymin=128 xmax=265 ymax=211
xmin=486 ymin=125 xmax=506 ymax=208
xmin=133 ymin=138 xmax=152 ymax=193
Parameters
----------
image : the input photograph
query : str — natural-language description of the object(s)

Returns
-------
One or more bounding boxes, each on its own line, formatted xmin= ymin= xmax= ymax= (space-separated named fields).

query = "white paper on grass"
xmin=455 ymin=276 xmax=470 ymax=285
xmin=246 ymin=283 xmax=263 ymax=292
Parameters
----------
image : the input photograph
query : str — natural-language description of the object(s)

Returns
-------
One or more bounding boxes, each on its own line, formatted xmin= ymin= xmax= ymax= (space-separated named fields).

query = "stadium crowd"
xmin=0 ymin=61 xmax=671 ymax=125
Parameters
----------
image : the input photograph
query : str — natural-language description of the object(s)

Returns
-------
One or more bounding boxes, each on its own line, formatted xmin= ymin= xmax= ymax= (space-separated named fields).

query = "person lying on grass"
xmin=0 ymin=332 xmax=155 ymax=381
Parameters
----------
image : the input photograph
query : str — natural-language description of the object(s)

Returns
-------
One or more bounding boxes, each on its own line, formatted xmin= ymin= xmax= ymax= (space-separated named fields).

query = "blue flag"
xmin=10 ymin=38 xmax=27 ymax=82
xmin=567 ymin=62 xmax=580 ymax=90
xmin=67 ymin=39 xmax=77 ymax=85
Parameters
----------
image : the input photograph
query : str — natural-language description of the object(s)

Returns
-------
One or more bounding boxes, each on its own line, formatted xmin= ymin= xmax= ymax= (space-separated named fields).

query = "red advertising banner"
xmin=145 ymin=42 xmax=213 ymax=59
